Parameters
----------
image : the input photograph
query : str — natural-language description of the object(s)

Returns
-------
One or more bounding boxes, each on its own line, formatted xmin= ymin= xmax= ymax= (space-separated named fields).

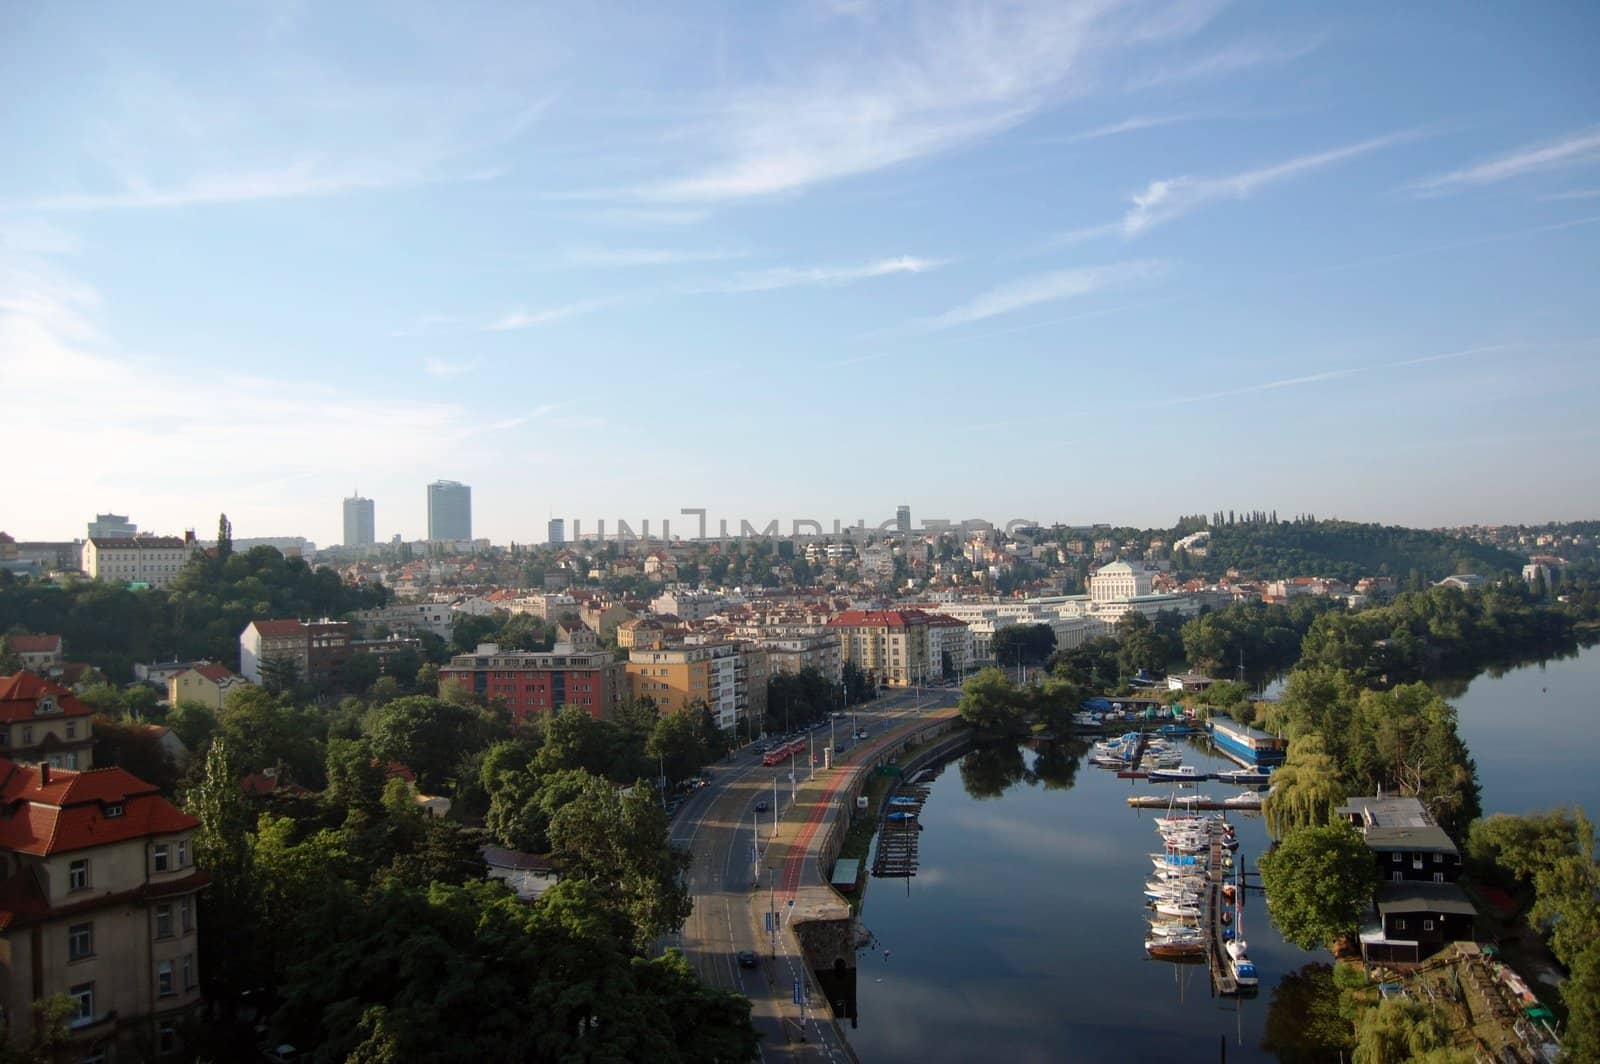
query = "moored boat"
xmin=1148 ymin=765 xmax=1208 ymax=783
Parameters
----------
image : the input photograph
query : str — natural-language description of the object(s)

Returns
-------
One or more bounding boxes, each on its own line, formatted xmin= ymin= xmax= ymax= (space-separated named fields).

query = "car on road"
xmin=854 ymin=730 xmax=869 ymax=740
xmin=755 ymin=800 xmax=769 ymax=812
xmin=834 ymin=744 xmax=845 ymax=754
xmin=737 ymin=950 xmax=759 ymax=969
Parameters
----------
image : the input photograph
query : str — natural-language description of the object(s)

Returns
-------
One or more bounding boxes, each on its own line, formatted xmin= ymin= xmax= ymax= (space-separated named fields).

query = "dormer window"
xmin=37 ymin=696 xmax=59 ymax=715
xmin=104 ymin=804 xmax=124 ymax=818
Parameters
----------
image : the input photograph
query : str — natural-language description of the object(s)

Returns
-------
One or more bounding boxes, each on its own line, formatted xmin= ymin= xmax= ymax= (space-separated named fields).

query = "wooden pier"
xmin=871 ymin=785 xmax=932 ymax=878
xmin=1206 ymin=830 xmax=1237 ymax=996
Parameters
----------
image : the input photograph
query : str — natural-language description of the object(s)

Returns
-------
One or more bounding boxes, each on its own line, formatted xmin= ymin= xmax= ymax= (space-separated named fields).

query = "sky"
xmin=2 ymin=1 xmax=1598 ymax=547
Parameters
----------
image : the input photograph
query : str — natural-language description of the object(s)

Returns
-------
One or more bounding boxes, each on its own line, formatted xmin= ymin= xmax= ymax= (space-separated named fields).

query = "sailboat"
xmin=1225 ymin=851 xmax=1259 ymax=989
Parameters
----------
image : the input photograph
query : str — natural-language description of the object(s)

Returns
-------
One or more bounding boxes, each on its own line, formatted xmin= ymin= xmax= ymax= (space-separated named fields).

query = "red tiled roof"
xmin=0 ymin=672 xmax=95 ymax=724
xmin=0 ymin=760 xmax=198 ymax=856
xmin=189 ymin=663 xmax=240 ymax=683
xmin=6 ymin=635 xmax=61 ymax=654
xmin=825 ymin=609 xmax=933 ymax=629
xmin=248 ymin=619 xmax=306 ymax=637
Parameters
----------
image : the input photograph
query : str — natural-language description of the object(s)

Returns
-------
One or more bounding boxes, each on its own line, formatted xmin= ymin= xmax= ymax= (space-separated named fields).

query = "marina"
xmin=870 ymin=783 xmax=932 ymax=879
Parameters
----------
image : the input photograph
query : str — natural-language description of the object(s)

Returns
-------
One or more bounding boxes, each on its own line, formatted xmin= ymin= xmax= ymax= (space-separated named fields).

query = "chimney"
xmin=39 ymin=763 xmax=49 ymax=785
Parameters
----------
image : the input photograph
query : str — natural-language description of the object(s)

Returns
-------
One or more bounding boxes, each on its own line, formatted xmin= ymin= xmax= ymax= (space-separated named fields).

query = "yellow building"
xmin=167 ymin=664 xmax=248 ymax=711
xmin=626 ymin=642 xmax=745 ymax=731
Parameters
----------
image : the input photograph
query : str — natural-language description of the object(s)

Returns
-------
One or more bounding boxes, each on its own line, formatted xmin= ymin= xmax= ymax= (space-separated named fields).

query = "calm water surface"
xmin=842 ymin=643 xmax=1600 ymax=1062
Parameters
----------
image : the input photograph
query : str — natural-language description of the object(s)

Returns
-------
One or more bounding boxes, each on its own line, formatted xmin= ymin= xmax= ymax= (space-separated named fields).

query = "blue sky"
xmin=3 ymin=1 xmax=1597 ymax=546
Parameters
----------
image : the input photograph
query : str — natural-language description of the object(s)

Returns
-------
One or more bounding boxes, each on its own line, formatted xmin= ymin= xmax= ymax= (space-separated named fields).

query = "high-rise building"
xmin=547 ymin=518 xmax=565 ymax=546
xmin=342 ymin=494 xmax=376 ymax=547
xmin=426 ymin=481 xmax=472 ymax=541
xmin=896 ymin=504 xmax=911 ymax=536
xmin=87 ymin=513 xmax=137 ymax=539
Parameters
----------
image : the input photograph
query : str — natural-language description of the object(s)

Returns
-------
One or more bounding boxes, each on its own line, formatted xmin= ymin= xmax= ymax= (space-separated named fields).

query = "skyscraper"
xmin=427 ymin=481 xmax=472 ymax=541
xmin=343 ymin=494 xmax=375 ymax=547
xmin=896 ymin=504 xmax=911 ymax=536
xmin=547 ymin=518 xmax=565 ymax=546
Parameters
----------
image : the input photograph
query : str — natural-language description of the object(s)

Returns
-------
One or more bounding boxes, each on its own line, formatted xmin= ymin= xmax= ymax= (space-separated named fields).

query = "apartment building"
xmin=81 ymin=534 xmax=198 ymax=590
xmin=0 ymin=757 xmax=206 ymax=1059
xmin=627 ymin=642 xmax=746 ymax=730
xmin=439 ymin=642 xmax=626 ymax=722
xmin=649 ymin=590 xmax=725 ymax=621
xmin=0 ymin=672 xmax=95 ymax=771
xmin=825 ymin=610 xmax=935 ymax=687
xmin=238 ymin=619 xmax=353 ymax=688
xmin=756 ymin=632 xmax=842 ymax=683
xmin=351 ymin=601 xmax=455 ymax=640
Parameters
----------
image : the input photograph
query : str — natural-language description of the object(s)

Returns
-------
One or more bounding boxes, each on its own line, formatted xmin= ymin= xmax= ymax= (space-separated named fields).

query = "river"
xmin=840 ymin=642 xmax=1600 ymax=1062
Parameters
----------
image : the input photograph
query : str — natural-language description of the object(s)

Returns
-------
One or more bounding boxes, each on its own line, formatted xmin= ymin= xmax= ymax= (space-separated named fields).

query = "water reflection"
xmin=958 ymin=737 xmax=1090 ymax=799
xmin=1259 ymin=963 xmax=1352 ymax=1064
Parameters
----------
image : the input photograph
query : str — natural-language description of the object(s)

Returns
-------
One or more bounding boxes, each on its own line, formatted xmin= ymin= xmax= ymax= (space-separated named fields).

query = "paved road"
xmin=666 ymin=686 xmax=961 ymax=1062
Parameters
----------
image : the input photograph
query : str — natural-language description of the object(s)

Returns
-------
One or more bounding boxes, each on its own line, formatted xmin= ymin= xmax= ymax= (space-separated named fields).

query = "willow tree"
xmin=1264 ymin=732 xmax=1346 ymax=839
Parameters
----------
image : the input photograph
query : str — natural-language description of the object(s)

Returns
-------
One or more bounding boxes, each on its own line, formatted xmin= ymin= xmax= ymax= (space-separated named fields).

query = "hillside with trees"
xmin=1190 ymin=516 xmax=1525 ymax=583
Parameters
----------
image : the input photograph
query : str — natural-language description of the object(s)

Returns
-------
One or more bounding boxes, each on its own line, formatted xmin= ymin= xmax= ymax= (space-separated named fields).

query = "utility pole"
xmin=768 ymin=867 xmax=777 ymax=958
xmin=773 ymin=774 xmax=780 ymax=837
xmin=752 ymin=807 xmax=760 ymax=886
xmin=809 ymin=731 xmax=815 ymax=781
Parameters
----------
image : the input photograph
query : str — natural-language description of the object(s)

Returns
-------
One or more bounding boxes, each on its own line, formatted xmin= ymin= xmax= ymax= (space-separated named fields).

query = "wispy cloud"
xmin=1542 ymin=188 xmax=1600 ymax=202
xmin=706 ymin=255 xmax=947 ymax=294
xmin=487 ymin=298 xmax=611 ymax=331
xmin=631 ymin=3 xmax=1184 ymax=202
xmin=422 ymin=356 xmax=477 ymax=378
xmin=1409 ymin=128 xmax=1600 ymax=195
xmin=919 ymin=259 xmax=1168 ymax=331
xmin=1129 ymin=36 xmax=1322 ymax=90
xmin=1151 ymin=344 xmax=1508 ymax=407
xmin=1056 ymin=133 xmax=1414 ymax=244
xmin=565 ymin=247 xmax=746 ymax=268
xmin=1042 ymin=113 xmax=1199 ymax=145
xmin=30 ymin=163 xmax=417 ymax=211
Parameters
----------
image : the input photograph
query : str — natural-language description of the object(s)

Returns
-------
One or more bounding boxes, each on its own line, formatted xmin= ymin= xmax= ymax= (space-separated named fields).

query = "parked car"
xmin=755 ymin=800 xmax=769 ymax=812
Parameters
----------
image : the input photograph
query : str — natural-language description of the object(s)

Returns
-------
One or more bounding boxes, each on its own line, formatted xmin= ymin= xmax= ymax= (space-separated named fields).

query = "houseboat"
xmin=1207 ymin=719 xmax=1288 ymax=769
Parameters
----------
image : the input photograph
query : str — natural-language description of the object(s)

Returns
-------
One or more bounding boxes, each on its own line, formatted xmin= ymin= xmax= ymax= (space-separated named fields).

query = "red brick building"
xmin=439 ymin=643 xmax=626 ymax=722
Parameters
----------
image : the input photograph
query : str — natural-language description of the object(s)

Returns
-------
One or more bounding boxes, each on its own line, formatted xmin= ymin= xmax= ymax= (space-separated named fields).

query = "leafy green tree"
xmin=218 ymin=685 xmax=325 ymax=785
xmin=165 ymin=700 xmax=219 ymax=755
xmin=325 ymin=737 xmax=386 ymax=819
xmin=957 ymin=668 xmax=1029 ymax=737
xmin=259 ymin=654 xmax=301 ymax=695
xmin=991 ymin=623 xmax=1056 ymax=667
xmin=0 ymin=993 xmax=75 ymax=1064
xmin=547 ymin=772 xmax=692 ymax=949
xmin=339 ymin=652 xmax=382 ymax=695
xmin=368 ymin=695 xmax=490 ymax=791
xmin=1258 ymin=823 xmax=1378 ymax=951
xmin=1351 ymin=998 xmax=1464 ymax=1064
xmin=185 ymin=737 xmax=262 ymax=1012
xmin=1264 ymin=733 xmax=1346 ymax=838
xmin=648 ymin=710 xmax=705 ymax=783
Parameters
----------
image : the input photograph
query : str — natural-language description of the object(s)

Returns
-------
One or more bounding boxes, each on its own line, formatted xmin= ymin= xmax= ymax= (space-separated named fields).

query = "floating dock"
xmin=1128 ymin=794 xmax=1255 ymax=811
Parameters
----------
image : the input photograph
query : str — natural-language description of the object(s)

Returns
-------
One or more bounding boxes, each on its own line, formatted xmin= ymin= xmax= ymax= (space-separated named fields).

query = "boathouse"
xmin=1206 ymin=719 xmax=1287 ymax=768
xmin=1336 ymin=796 xmax=1462 ymax=883
xmin=1360 ymin=881 xmax=1477 ymax=963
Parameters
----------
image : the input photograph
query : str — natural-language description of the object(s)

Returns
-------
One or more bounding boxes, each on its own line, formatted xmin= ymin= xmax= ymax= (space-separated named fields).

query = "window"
xmin=1423 ymin=919 xmax=1435 ymax=931
xmin=1395 ymin=918 xmax=1407 ymax=930
xmin=156 ymin=960 xmax=174 ymax=997
xmin=1390 ymin=852 xmax=1401 ymax=862
xmin=1433 ymin=872 xmax=1445 ymax=884
xmin=155 ymin=904 xmax=173 ymax=938
xmin=157 ymin=1023 xmax=177 ymax=1054
xmin=66 ymin=721 xmax=77 ymax=739
xmin=181 ymin=895 xmax=193 ymax=932
xmin=103 ymin=804 xmax=123 ymax=818
xmin=68 ymin=983 xmax=93 ymax=1028
xmin=153 ymin=844 xmax=170 ymax=872
xmin=68 ymin=923 xmax=93 ymax=961
xmin=177 ymin=841 xmax=188 ymax=868
xmin=69 ymin=859 xmax=89 ymax=891
xmin=21 ymin=726 xmax=32 ymax=745
xmin=182 ymin=952 xmax=195 ymax=990
xmin=1433 ymin=852 xmax=1443 ymax=863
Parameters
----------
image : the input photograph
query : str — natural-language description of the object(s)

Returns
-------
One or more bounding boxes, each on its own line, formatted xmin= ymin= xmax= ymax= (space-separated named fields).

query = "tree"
xmin=91 ymin=716 xmax=179 ymax=794
xmin=1258 ymin=822 xmax=1378 ymax=951
xmin=339 ymin=652 xmax=382 ymax=695
xmin=166 ymin=700 xmax=219 ymax=755
xmin=259 ymin=654 xmax=301 ymax=695
xmin=547 ymin=772 xmax=692 ymax=950
xmin=325 ymin=737 xmax=386 ymax=819
xmin=368 ymin=695 xmax=489 ymax=792
xmin=1264 ymin=733 xmax=1346 ymax=838
xmin=216 ymin=513 xmax=233 ymax=564
xmin=0 ymin=994 xmax=75 ymax=1064
xmin=647 ymin=710 xmax=705 ymax=784
xmin=957 ymin=668 xmax=1029 ymax=737
xmin=1352 ymin=998 xmax=1464 ymax=1064
xmin=991 ymin=624 xmax=1056 ymax=668
xmin=185 ymin=737 xmax=262 ymax=1012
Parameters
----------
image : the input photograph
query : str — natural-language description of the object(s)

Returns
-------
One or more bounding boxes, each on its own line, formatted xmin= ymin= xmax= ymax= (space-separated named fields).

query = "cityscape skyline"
xmin=4 ymin=3 xmax=1598 ymax=544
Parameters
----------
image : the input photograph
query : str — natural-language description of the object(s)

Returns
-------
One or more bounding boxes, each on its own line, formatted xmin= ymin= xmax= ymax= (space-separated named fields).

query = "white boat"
xmin=1223 ymin=791 xmax=1263 ymax=809
xmin=1146 ymin=921 xmax=1202 ymax=938
xmin=1151 ymin=854 xmax=1206 ymax=871
xmin=1218 ymin=767 xmax=1272 ymax=786
xmin=1154 ymin=900 xmax=1203 ymax=919
xmin=1149 ymin=765 xmax=1207 ymax=783
xmin=1172 ymin=793 xmax=1213 ymax=806
xmin=1145 ymin=885 xmax=1205 ymax=903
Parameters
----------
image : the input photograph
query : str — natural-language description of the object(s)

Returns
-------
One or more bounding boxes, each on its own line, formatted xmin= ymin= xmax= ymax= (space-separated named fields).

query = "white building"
xmin=1090 ymin=560 xmax=1156 ymax=603
xmin=650 ymin=589 xmax=726 ymax=621
xmin=352 ymin=601 xmax=455 ymax=640
xmin=860 ymin=543 xmax=895 ymax=579
xmin=81 ymin=534 xmax=198 ymax=588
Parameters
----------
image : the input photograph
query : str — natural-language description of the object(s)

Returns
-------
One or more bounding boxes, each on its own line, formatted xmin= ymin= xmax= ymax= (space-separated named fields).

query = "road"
xmin=665 ymin=685 xmax=961 ymax=1062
